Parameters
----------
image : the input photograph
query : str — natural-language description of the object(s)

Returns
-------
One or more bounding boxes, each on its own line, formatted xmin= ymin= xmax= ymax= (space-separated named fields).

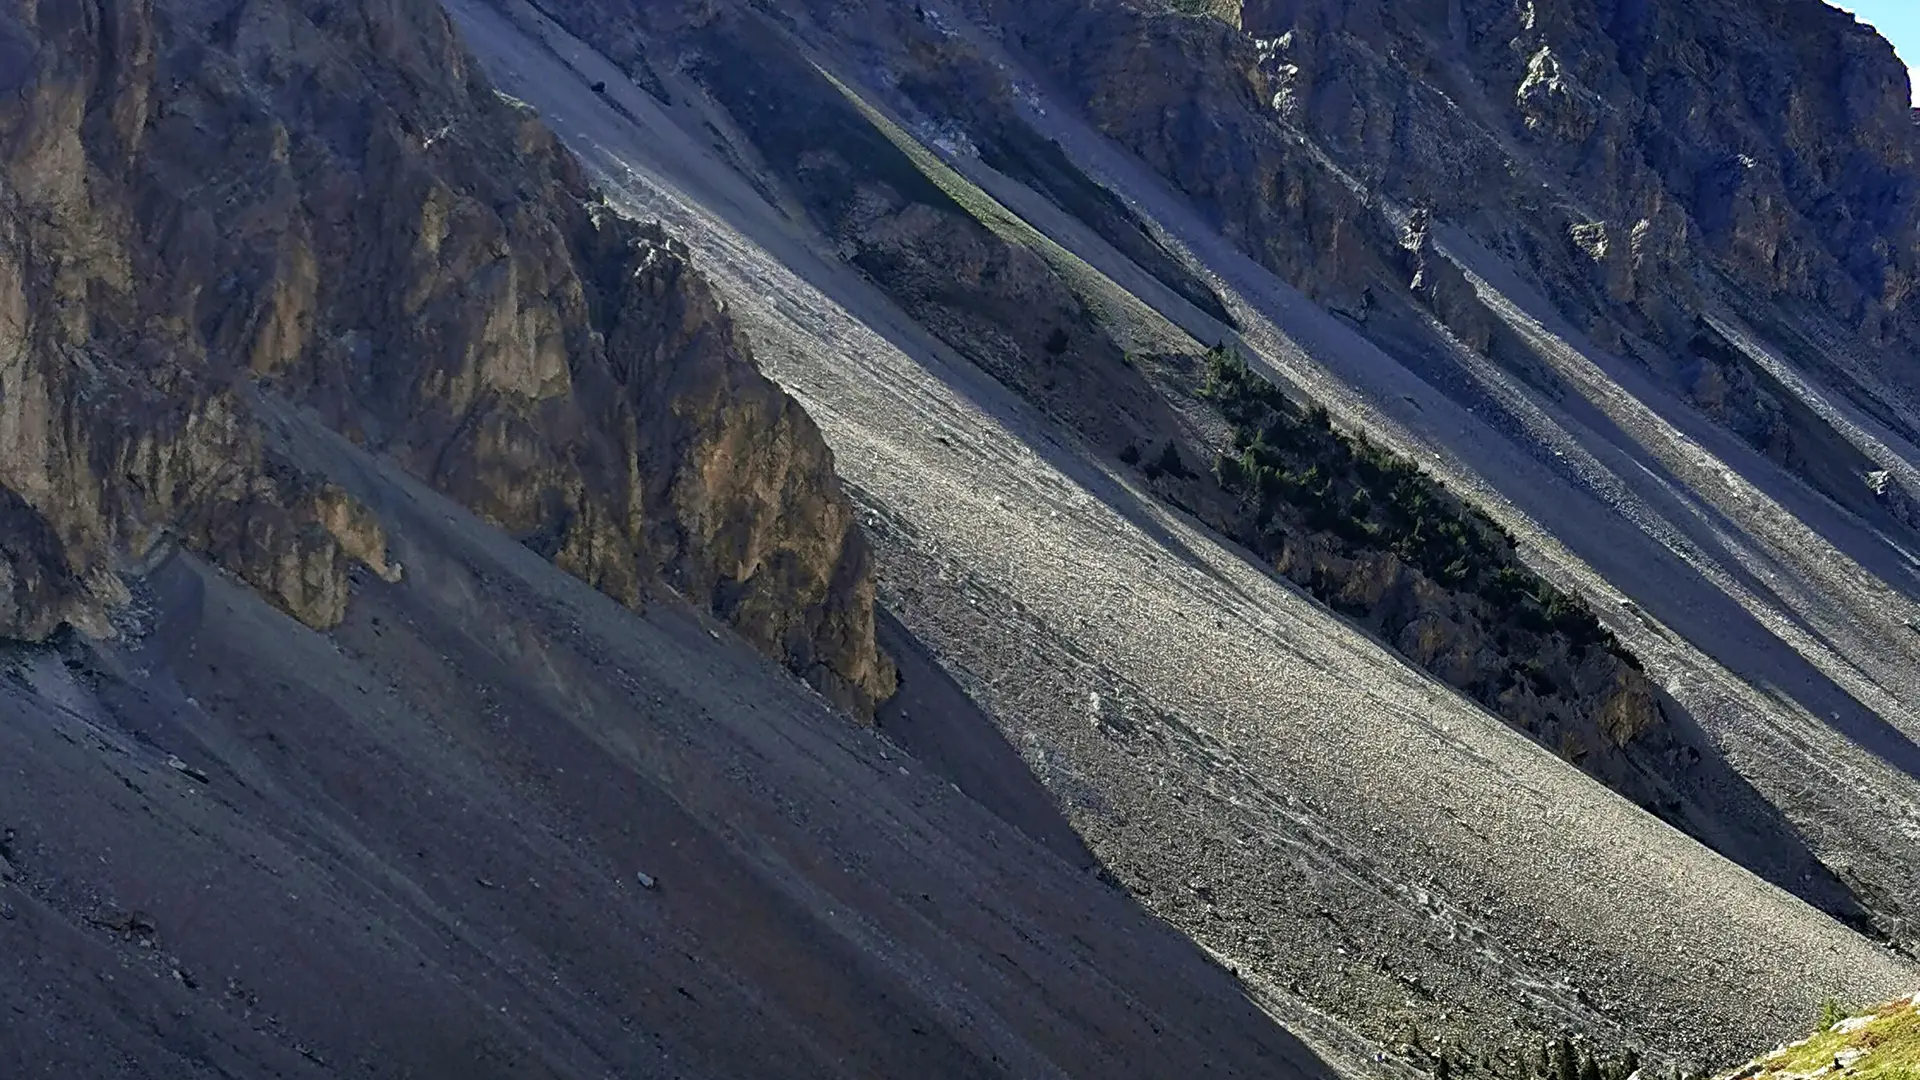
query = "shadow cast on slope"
xmin=1373 ymin=308 xmax=1920 ymax=786
xmin=1354 ymin=317 xmax=1914 ymax=929
xmin=1630 ymin=685 xmax=1877 ymax=932
xmin=1422 ymin=252 xmax=1920 ymax=789
xmin=0 ymin=400 xmax=1349 ymax=1079
xmin=574 ymin=20 xmax=1920 ymax=935
xmin=875 ymin=607 xmax=1101 ymax=871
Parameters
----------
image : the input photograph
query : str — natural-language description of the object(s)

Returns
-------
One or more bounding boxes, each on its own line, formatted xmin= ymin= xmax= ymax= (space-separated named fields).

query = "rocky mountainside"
xmin=0 ymin=422 xmax=1328 ymax=1078
xmin=0 ymin=0 xmax=891 ymax=714
xmin=6 ymin=0 xmax=1920 ymax=1077
xmin=433 ymin=0 xmax=1920 ymax=1072
xmin=0 ymin=0 xmax=1332 ymax=1076
xmin=518 ymin=0 xmax=1670 ymax=804
xmin=1010 ymin=0 xmax=1920 ymax=532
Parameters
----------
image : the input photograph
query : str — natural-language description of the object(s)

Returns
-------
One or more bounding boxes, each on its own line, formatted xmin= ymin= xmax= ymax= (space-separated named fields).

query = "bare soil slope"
xmin=439 ymin=0 xmax=1920 ymax=1072
xmin=0 ymin=406 xmax=1336 ymax=1079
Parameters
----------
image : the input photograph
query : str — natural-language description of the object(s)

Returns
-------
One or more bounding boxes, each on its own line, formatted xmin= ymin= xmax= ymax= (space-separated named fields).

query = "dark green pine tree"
xmin=1534 ymin=1044 xmax=1554 ymax=1080
xmin=1619 ymin=1048 xmax=1640 ymax=1079
xmin=1554 ymin=1037 xmax=1579 ymax=1080
xmin=1435 ymin=1056 xmax=1452 ymax=1080
xmin=1577 ymin=1051 xmax=1603 ymax=1080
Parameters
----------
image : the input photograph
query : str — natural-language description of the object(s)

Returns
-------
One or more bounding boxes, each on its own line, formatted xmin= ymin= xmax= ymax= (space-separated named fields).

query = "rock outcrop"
xmin=680 ymin=10 xmax=1196 ymax=463
xmin=985 ymin=0 xmax=1920 ymax=527
xmin=993 ymin=0 xmax=1918 ymax=353
xmin=0 ymin=0 xmax=892 ymax=714
xmin=1197 ymin=346 xmax=1665 ymax=796
xmin=528 ymin=0 xmax=1668 ymax=773
xmin=1241 ymin=0 xmax=1918 ymax=348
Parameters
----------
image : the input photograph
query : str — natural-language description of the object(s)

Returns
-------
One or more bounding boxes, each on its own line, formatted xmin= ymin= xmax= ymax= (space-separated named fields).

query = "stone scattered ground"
xmin=442 ymin=0 xmax=1920 ymax=1072
xmin=0 ymin=408 xmax=1341 ymax=1079
xmin=7 ymin=0 xmax=1920 ymax=1076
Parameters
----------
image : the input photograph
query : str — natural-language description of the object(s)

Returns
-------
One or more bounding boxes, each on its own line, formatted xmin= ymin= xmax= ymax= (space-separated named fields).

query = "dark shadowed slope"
xmin=0 ymin=406 xmax=1339 ymax=1080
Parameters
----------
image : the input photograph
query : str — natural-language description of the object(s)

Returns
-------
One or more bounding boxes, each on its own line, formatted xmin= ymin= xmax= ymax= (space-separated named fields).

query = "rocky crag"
xmin=9 ymin=0 xmax=1919 ymax=1074
xmin=0 ymin=0 xmax=892 ymax=713
xmin=556 ymin=0 xmax=1673 ymax=813
xmin=985 ymin=0 xmax=1920 ymax=533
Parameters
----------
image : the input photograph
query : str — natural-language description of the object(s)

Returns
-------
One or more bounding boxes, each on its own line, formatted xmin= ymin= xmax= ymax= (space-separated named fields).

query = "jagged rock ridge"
xmin=0 ymin=0 xmax=892 ymax=713
xmin=606 ymin=0 xmax=1672 ymax=820
xmin=991 ymin=0 xmax=1920 ymax=529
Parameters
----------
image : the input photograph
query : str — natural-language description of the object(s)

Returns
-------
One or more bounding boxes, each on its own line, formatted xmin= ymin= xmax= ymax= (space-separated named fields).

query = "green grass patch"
xmin=824 ymin=68 xmax=1199 ymax=357
xmin=965 ymin=117 xmax=1238 ymax=327
xmin=1728 ymin=995 xmax=1920 ymax=1079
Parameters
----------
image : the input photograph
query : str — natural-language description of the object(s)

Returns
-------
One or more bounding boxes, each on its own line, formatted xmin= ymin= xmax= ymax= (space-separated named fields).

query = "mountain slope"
xmin=0 ymin=413 xmax=1334 ymax=1078
xmin=0 ymin=1 xmax=1353 ymax=1076
xmin=0 ymin=0 xmax=890 ymax=714
xmin=7 ymin=0 xmax=1920 ymax=1076
xmin=441 ymin=0 xmax=1920 ymax=1072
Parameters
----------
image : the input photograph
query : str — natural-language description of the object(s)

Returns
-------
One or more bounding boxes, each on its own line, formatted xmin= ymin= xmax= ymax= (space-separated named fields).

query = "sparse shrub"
xmin=1215 ymin=452 xmax=1248 ymax=490
xmin=1119 ymin=444 xmax=1141 ymax=466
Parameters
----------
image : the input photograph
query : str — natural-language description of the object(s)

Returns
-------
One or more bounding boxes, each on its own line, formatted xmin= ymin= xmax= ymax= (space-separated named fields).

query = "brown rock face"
xmin=1270 ymin=531 xmax=1662 ymax=761
xmin=0 ymin=0 xmax=892 ymax=714
xmin=994 ymin=0 xmax=1917 ymax=378
xmin=1244 ymin=0 xmax=1917 ymax=341
xmin=960 ymin=0 xmax=1917 ymax=524
xmin=988 ymin=1 xmax=1399 ymax=318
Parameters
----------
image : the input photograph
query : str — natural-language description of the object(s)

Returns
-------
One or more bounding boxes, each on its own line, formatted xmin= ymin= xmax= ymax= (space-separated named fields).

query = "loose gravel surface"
xmin=0 ymin=409 xmax=1337 ymax=1079
xmin=444 ymin=0 xmax=1920 ymax=1072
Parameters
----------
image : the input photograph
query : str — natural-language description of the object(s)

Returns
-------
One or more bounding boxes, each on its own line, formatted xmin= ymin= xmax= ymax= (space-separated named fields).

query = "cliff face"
xmin=955 ymin=0 xmax=1918 ymax=533
xmin=997 ymin=0 xmax=1918 ymax=352
xmin=0 ymin=0 xmax=892 ymax=713
xmin=503 ymin=0 xmax=1665 ymax=785
xmin=1243 ymin=0 xmax=1918 ymax=348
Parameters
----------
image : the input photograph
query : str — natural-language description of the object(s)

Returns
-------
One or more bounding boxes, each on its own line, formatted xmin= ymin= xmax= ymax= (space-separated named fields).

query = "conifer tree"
xmin=1553 ymin=1037 xmax=1579 ymax=1080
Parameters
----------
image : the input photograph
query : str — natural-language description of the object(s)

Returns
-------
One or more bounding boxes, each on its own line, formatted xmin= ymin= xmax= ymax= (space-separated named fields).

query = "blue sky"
xmin=1832 ymin=1 xmax=1920 ymax=103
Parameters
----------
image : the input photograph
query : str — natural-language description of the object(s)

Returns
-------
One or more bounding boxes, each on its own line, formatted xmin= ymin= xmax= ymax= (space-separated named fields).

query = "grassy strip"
xmin=1724 ymin=995 xmax=1920 ymax=1079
